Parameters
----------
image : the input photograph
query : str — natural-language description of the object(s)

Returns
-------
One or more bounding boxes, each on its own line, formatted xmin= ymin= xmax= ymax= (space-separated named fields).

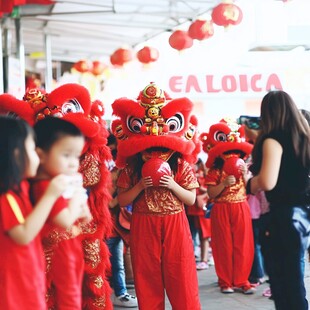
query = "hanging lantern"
xmin=188 ymin=19 xmax=214 ymax=41
xmin=72 ymin=60 xmax=92 ymax=73
xmin=168 ymin=30 xmax=193 ymax=51
xmin=91 ymin=60 xmax=107 ymax=76
xmin=136 ymin=46 xmax=159 ymax=64
xmin=110 ymin=48 xmax=133 ymax=66
xmin=211 ymin=3 xmax=243 ymax=27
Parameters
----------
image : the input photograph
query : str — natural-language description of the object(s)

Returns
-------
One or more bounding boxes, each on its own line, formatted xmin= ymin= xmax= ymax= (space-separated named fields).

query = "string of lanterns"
xmin=72 ymin=1 xmax=243 ymax=71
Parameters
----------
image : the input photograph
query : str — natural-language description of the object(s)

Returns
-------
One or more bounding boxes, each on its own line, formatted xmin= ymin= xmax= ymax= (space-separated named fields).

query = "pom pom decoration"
xmin=223 ymin=156 xmax=245 ymax=179
xmin=142 ymin=158 xmax=172 ymax=187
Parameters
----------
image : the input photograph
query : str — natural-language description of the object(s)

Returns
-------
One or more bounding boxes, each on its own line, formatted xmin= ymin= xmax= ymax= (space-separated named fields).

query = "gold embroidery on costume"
xmin=91 ymin=275 xmax=104 ymax=289
xmin=83 ymin=239 xmax=101 ymax=269
xmin=79 ymin=153 xmax=100 ymax=187
xmin=207 ymin=169 xmax=247 ymax=203
xmin=92 ymin=296 xmax=106 ymax=308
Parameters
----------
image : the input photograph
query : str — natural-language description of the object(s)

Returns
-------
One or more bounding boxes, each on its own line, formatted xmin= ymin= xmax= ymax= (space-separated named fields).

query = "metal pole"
xmin=15 ymin=17 xmax=25 ymax=95
xmin=0 ymin=23 xmax=3 ymax=93
xmin=44 ymin=34 xmax=53 ymax=92
xmin=3 ymin=27 xmax=10 ymax=93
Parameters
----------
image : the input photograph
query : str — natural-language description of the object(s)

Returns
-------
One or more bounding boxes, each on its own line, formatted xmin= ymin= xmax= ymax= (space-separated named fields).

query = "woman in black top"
xmin=247 ymin=90 xmax=310 ymax=310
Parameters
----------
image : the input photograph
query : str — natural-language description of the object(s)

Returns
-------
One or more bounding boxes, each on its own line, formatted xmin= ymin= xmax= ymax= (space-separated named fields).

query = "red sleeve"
xmin=205 ymin=168 xmax=221 ymax=186
xmin=0 ymin=182 xmax=32 ymax=231
xmin=117 ymin=167 xmax=133 ymax=189
xmin=175 ymin=159 xmax=199 ymax=190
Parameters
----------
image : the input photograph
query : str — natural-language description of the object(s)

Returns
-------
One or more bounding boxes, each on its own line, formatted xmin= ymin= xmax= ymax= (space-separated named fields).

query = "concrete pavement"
xmin=115 ymin=261 xmax=310 ymax=310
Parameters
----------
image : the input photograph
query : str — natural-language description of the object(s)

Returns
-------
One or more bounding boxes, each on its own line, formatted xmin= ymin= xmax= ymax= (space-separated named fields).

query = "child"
xmin=117 ymin=148 xmax=201 ymax=310
xmin=31 ymin=117 xmax=91 ymax=309
xmin=0 ymin=116 xmax=73 ymax=309
xmin=202 ymin=119 xmax=255 ymax=294
xmin=112 ymin=82 xmax=202 ymax=310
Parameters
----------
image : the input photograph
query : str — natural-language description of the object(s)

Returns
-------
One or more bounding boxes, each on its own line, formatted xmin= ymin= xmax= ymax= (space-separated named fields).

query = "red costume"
xmin=200 ymin=118 xmax=254 ymax=291
xmin=111 ymin=82 xmax=201 ymax=310
xmin=0 ymin=181 xmax=46 ymax=310
xmin=31 ymin=180 xmax=84 ymax=310
xmin=0 ymin=84 xmax=113 ymax=310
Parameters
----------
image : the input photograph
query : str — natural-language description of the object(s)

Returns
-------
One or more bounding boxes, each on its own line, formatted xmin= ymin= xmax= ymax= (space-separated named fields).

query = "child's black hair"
xmin=34 ymin=117 xmax=84 ymax=151
xmin=0 ymin=116 xmax=34 ymax=194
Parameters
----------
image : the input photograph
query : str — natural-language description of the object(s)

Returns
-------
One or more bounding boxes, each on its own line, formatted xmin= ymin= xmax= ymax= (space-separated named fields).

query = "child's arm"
xmin=159 ymin=175 xmax=196 ymax=206
xmin=118 ymin=176 xmax=152 ymax=207
xmin=53 ymin=188 xmax=91 ymax=228
xmin=207 ymin=175 xmax=236 ymax=199
xmin=8 ymin=175 xmax=70 ymax=245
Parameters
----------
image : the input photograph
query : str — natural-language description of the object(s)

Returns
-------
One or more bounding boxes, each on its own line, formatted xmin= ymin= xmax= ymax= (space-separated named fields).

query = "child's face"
xmin=38 ymin=135 xmax=85 ymax=177
xmin=24 ymin=134 xmax=40 ymax=178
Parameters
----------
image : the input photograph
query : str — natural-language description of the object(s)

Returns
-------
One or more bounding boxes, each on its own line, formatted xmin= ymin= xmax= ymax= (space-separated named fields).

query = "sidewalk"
xmin=117 ymin=262 xmax=310 ymax=310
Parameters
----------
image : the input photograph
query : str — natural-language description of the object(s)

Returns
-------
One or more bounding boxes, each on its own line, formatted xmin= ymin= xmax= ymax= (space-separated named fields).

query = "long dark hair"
xmin=252 ymin=90 xmax=310 ymax=171
xmin=0 ymin=116 xmax=34 ymax=194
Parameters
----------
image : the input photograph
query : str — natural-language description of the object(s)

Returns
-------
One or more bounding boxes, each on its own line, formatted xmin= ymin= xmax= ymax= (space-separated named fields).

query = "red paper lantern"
xmin=188 ymin=19 xmax=214 ymax=41
xmin=91 ymin=60 xmax=107 ymax=76
xmin=137 ymin=46 xmax=159 ymax=64
xmin=169 ymin=30 xmax=193 ymax=51
xmin=223 ymin=157 xmax=245 ymax=179
xmin=110 ymin=48 xmax=133 ymax=66
xmin=73 ymin=60 xmax=92 ymax=73
xmin=211 ymin=3 xmax=243 ymax=27
xmin=141 ymin=158 xmax=172 ymax=187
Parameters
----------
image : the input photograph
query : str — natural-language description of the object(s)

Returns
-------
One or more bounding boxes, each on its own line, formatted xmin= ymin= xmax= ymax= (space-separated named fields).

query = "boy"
xmin=31 ymin=117 xmax=91 ymax=309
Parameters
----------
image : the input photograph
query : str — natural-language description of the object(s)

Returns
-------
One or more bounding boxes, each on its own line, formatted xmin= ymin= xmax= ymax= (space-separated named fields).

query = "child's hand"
xmin=47 ymin=174 xmax=73 ymax=198
xmin=159 ymin=175 xmax=176 ymax=190
xmin=140 ymin=176 xmax=153 ymax=189
xmin=238 ymin=162 xmax=248 ymax=178
xmin=223 ymin=175 xmax=236 ymax=187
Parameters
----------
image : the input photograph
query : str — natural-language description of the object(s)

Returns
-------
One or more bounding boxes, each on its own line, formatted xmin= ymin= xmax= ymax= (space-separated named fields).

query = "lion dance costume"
xmin=111 ymin=82 xmax=202 ymax=309
xmin=200 ymin=118 xmax=254 ymax=292
xmin=0 ymin=84 xmax=113 ymax=309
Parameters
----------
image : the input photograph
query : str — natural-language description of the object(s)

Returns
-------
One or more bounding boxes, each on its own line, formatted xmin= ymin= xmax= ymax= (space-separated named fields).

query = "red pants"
xmin=51 ymin=238 xmax=84 ymax=309
xmin=211 ymin=201 xmax=254 ymax=288
xmin=130 ymin=211 xmax=201 ymax=310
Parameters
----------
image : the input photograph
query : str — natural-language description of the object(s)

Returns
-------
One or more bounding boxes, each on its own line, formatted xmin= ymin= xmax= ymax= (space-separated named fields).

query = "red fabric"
xmin=205 ymin=166 xmax=253 ymax=288
xmin=210 ymin=201 xmax=254 ymax=289
xmin=31 ymin=180 xmax=84 ymax=309
xmin=130 ymin=212 xmax=201 ymax=310
xmin=119 ymin=160 xmax=200 ymax=309
xmin=0 ymin=181 xmax=47 ymax=309
xmin=117 ymin=159 xmax=199 ymax=215
xmin=31 ymin=179 xmax=68 ymax=236
xmin=51 ymin=237 xmax=84 ymax=310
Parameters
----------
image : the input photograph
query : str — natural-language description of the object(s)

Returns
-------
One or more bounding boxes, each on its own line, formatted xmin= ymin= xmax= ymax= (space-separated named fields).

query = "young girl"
xmin=117 ymin=148 xmax=201 ymax=310
xmin=0 ymin=116 xmax=72 ymax=309
xmin=31 ymin=117 xmax=91 ymax=309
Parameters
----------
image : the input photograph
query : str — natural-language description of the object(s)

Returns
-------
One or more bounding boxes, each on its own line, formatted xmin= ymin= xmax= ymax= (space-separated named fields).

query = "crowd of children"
xmin=0 ymin=86 xmax=310 ymax=310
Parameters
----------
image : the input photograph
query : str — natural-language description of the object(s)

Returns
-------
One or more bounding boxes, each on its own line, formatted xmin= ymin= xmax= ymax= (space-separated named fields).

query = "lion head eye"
xmin=166 ymin=113 xmax=184 ymax=133
xmin=62 ymin=99 xmax=84 ymax=114
xmin=214 ymin=131 xmax=227 ymax=142
xmin=127 ymin=116 xmax=143 ymax=133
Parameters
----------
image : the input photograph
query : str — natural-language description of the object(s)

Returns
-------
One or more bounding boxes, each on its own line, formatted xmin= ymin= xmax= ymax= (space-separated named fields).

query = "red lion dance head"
xmin=200 ymin=118 xmax=253 ymax=177
xmin=0 ymin=84 xmax=113 ymax=310
xmin=111 ymin=82 xmax=201 ymax=168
